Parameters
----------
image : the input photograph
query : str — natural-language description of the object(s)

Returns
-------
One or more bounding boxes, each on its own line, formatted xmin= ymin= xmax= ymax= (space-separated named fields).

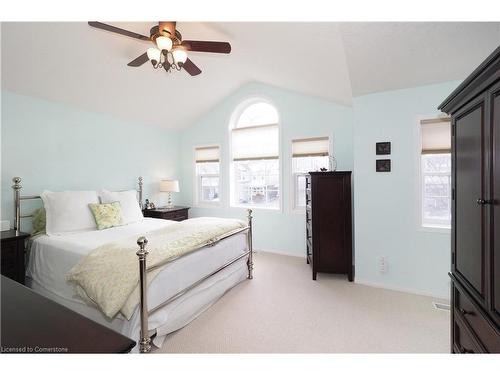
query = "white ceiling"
xmin=1 ymin=22 xmax=499 ymax=129
xmin=340 ymin=22 xmax=500 ymax=96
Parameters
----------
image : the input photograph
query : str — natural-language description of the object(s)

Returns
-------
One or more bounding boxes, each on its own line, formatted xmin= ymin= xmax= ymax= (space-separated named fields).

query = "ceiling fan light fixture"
xmin=172 ymin=46 xmax=188 ymax=64
xmin=88 ymin=21 xmax=231 ymax=76
xmin=147 ymin=47 xmax=161 ymax=66
xmin=156 ymin=36 xmax=173 ymax=52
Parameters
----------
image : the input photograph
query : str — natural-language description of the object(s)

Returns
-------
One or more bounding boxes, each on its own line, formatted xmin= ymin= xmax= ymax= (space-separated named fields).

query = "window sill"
xmin=291 ymin=207 xmax=306 ymax=215
xmin=418 ymin=225 xmax=451 ymax=234
xmin=193 ymin=202 xmax=222 ymax=209
xmin=230 ymin=204 xmax=281 ymax=212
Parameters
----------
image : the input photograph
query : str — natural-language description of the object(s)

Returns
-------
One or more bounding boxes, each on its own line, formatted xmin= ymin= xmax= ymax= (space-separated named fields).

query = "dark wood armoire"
xmin=305 ymin=171 xmax=353 ymax=281
xmin=439 ymin=45 xmax=500 ymax=353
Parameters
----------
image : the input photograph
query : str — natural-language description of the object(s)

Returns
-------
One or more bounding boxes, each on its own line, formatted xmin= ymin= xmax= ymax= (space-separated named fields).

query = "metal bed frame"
xmin=12 ymin=176 xmax=253 ymax=353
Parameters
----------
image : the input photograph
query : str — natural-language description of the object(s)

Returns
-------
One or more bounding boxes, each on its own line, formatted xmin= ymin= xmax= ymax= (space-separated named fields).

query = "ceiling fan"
xmin=88 ymin=21 xmax=232 ymax=76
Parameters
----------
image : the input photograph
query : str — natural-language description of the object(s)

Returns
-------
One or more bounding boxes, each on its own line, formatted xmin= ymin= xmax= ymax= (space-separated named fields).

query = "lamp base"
xmin=165 ymin=192 xmax=173 ymax=208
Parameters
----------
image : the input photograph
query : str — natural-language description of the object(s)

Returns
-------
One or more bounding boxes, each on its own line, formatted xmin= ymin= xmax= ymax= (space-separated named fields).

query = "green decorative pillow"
xmin=88 ymin=202 xmax=123 ymax=230
xmin=32 ymin=207 xmax=46 ymax=236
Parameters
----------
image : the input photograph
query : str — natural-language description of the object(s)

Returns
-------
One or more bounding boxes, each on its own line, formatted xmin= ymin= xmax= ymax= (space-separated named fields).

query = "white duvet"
xmin=27 ymin=218 xmax=248 ymax=321
xmin=66 ymin=217 xmax=246 ymax=319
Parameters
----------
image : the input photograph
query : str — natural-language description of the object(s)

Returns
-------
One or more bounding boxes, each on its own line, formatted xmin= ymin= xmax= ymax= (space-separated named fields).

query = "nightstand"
xmin=142 ymin=206 xmax=190 ymax=221
xmin=1 ymin=230 xmax=30 ymax=284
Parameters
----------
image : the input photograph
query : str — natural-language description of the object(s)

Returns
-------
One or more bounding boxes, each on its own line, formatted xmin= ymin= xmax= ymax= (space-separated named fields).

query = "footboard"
xmin=136 ymin=209 xmax=254 ymax=353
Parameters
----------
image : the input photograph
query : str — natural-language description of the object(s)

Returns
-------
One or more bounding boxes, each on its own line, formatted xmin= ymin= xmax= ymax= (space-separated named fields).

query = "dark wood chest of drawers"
xmin=439 ymin=46 xmax=500 ymax=353
xmin=143 ymin=206 xmax=190 ymax=221
xmin=1 ymin=276 xmax=136 ymax=353
xmin=305 ymin=171 xmax=353 ymax=281
xmin=1 ymin=230 xmax=29 ymax=284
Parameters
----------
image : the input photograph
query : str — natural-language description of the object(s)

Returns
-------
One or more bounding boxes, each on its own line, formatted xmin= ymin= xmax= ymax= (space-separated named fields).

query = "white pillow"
xmin=99 ymin=190 xmax=143 ymax=225
xmin=41 ymin=191 xmax=99 ymax=236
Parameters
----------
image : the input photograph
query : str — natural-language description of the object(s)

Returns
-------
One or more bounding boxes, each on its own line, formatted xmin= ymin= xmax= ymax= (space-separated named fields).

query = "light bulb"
xmin=147 ymin=47 xmax=161 ymax=64
xmin=156 ymin=36 xmax=172 ymax=52
xmin=172 ymin=47 xmax=188 ymax=64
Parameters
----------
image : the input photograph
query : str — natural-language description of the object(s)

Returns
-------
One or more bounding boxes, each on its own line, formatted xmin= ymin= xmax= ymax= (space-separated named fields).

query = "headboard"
xmin=11 ymin=176 xmax=144 ymax=233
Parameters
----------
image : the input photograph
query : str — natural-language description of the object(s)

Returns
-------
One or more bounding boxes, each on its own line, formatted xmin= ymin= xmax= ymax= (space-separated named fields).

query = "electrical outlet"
xmin=378 ymin=256 xmax=387 ymax=274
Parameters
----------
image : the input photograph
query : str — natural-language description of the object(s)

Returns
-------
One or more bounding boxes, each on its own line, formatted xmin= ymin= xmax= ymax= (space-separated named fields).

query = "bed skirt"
xmin=27 ymin=258 xmax=248 ymax=353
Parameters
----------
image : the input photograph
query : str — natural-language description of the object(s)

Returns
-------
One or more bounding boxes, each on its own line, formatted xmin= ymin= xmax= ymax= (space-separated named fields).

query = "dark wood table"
xmin=1 ymin=276 xmax=136 ymax=353
xmin=1 ymin=230 xmax=30 ymax=284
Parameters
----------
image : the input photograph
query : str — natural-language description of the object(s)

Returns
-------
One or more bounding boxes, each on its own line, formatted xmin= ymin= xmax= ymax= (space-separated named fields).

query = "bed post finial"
xmin=136 ymin=236 xmax=151 ymax=353
xmin=12 ymin=177 xmax=22 ymax=233
xmin=138 ymin=177 xmax=144 ymax=210
xmin=246 ymin=209 xmax=253 ymax=279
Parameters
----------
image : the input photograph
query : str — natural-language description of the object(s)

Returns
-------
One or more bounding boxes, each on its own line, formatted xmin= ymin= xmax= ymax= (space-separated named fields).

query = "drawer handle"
xmin=459 ymin=308 xmax=473 ymax=316
xmin=476 ymin=198 xmax=493 ymax=205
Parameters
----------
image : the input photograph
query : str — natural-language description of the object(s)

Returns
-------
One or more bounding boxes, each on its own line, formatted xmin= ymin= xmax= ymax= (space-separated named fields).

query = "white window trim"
xmin=415 ymin=115 xmax=452 ymax=233
xmin=228 ymin=96 xmax=283 ymax=212
xmin=193 ymin=144 xmax=222 ymax=208
xmin=290 ymin=134 xmax=333 ymax=214
xmin=291 ymin=172 xmax=309 ymax=212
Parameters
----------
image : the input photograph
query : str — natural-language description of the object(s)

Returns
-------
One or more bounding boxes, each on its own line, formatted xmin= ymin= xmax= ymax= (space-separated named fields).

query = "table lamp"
xmin=160 ymin=180 xmax=180 ymax=208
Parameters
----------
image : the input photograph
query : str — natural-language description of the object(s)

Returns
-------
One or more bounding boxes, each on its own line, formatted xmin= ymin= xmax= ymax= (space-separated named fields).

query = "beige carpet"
xmin=157 ymin=251 xmax=449 ymax=353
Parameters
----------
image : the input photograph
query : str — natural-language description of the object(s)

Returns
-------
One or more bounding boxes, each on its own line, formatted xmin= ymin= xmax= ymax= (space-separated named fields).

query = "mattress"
xmin=27 ymin=217 xmax=249 ymax=350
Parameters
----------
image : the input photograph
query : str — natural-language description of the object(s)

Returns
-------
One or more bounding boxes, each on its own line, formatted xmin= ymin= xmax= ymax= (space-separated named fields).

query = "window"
xmin=420 ymin=118 xmax=451 ymax=228
xmin=195 ymin=146 xmax=220 ymax=205
xmin=230 ymin=101 xmax=280 ymax=209
xmin=291 ymin=137 xmax=330 ymax=209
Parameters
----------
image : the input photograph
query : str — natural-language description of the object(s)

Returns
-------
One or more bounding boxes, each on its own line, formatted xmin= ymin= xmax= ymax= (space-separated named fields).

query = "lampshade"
xmin=147 ymin=47 xmax=161 ymax=63
xmin=156 ymin=36 xmax=173 ymax=52
xmin=172 ymin=46 xmax=188 ymax=64
xmin=160 ymin=180 xmax=180 ymax=193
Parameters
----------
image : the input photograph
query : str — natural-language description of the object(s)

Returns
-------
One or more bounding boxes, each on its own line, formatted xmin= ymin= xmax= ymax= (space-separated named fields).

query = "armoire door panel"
xmin=455 ymin=100 xmax=486 ymax=300
xmin=440 ymin=45 xmax=500 ymax=354
xmin=492 ymin=84 xmax=500 ymax=324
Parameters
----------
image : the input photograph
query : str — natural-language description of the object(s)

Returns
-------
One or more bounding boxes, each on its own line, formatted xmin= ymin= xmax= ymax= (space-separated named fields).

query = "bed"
xmin=12 ymin=176 xmax=254 ymax=353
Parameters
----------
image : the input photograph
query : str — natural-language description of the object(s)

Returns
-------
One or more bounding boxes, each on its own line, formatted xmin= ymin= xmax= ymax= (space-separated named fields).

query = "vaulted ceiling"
xmin=2 ymin=22 xmax=499 ymax=129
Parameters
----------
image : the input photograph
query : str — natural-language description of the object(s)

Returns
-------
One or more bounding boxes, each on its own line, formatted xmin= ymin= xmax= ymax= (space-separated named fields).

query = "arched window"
xmin=230 ymin=100 xmax=280 ymax=209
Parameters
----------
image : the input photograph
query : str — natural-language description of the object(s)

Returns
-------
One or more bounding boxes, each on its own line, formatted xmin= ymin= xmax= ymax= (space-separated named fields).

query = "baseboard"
xmin=255 ymin=248 xmax=305 ymax=259
xmin=355 ymin=278 xmax=450 ymax=301
xmin=254 ymin=251 xmax=450 ymax=301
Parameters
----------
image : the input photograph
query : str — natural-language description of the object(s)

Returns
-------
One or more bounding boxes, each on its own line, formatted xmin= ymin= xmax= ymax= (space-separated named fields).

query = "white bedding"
xmin=27 ymin=217 xmax=249 ymax=350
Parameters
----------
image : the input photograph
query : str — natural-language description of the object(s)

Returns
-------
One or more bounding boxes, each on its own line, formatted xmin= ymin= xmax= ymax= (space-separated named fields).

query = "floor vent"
xmin=433 ymin=302 xmax=451 ymax=311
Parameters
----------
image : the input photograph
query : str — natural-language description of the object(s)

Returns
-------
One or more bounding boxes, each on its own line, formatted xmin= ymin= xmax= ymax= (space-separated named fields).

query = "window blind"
xmin=421 ymin=118 xmax=451 ymax=154
xmin=195 ymin=146 xmax=220 ymax=163
xmin=292 ymin=137 xmax=329 ymax=157
xmin=231 ymin=124 xmax=279 ymax=161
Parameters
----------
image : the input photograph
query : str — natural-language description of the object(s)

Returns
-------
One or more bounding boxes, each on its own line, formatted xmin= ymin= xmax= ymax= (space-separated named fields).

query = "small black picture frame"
xmin=376 ymin=159 xmax=391 ymax=172
xmin=376 ymin=142 xmax=391 ymax=155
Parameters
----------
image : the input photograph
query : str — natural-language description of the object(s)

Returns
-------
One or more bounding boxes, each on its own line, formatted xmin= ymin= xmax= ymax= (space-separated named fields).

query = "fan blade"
xmin=88 ymin=22 xmax=150 ymax=41
xmin=159 ymin=21 xmax=176 ymax=37
xmin=182 ymin=58 xmax=202 ymax=76
xmin=182 ymin=40 xmax=231 ymax=54
xmin=127 ymin=52 xmax=149 ymax=67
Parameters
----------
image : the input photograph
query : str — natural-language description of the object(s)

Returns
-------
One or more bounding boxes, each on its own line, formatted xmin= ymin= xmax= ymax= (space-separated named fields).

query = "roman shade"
xmin=421 ymin=118 xmax=451 ymax=154
xmin=292 ymin=137 xmax=329 ymax=157
xmin=195 ymin=146 xmax=220 ymax=163
xmin=231 ymin=124 xmax=279 ymax=161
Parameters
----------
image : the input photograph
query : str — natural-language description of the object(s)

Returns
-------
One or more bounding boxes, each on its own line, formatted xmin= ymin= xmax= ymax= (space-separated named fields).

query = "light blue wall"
xmin=352 ymin=81 xmax=460 ymax=299
xmin=1 ymin=91 xmax=180 ymax=228
xmin=178 ymin=82 xmax=354 ymax=256
xmin=2 ymin=80 xmax=459 ymax=299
